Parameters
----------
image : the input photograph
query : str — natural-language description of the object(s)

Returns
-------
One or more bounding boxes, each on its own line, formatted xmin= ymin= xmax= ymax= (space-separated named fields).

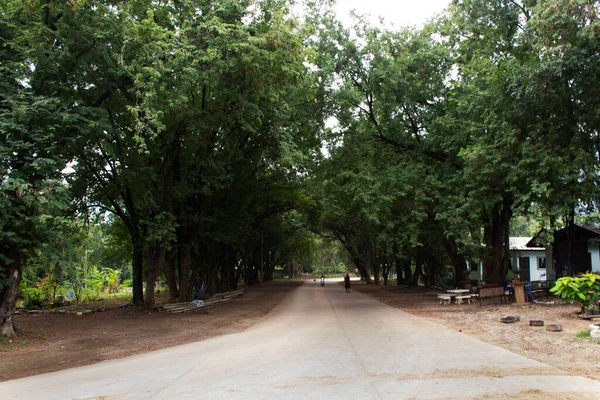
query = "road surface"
xmin=2 ymin=280 xmax=600 ymax=399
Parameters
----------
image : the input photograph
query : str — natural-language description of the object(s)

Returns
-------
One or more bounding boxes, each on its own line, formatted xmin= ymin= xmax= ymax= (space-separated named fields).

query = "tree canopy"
xmin=2 ymin=0 xmax=600 ymax=336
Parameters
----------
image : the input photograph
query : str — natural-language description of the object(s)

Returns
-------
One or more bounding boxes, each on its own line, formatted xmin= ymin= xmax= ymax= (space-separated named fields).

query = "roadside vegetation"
xmin=3 ymin=0 xmax=600 ymax=340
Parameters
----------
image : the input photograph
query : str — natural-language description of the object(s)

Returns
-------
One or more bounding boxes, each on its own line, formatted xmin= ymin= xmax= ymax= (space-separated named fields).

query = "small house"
xmin=466 ymin=237 xmax=548 ymax=283
xmin=510 ymin=237 xmax=547 ymax=282
xmin=550 ymin=224 xmax=600 ymax=278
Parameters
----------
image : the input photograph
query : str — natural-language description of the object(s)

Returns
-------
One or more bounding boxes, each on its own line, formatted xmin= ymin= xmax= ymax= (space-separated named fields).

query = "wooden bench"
xmin=476 ymin=286 xmax=508 ymax=306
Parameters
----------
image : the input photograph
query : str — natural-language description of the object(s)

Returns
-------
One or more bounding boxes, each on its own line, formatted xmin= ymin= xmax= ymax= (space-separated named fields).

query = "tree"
xmin=0 ymin=0 xmax=74 ymax=335
xmin=20 ymin=0 xmax=323 ymax=308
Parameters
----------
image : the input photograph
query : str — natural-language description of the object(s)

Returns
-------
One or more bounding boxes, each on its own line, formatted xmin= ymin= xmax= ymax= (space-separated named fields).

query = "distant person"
xmin=344 ymin=273 xmax=351 ymax=293
xmin=320 ymin=274 xmax=325 ymax=287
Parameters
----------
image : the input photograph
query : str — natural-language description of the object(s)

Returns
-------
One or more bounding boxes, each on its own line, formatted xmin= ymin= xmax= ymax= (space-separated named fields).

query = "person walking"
xmin=344 ymin=273 xmax=351 ymax=293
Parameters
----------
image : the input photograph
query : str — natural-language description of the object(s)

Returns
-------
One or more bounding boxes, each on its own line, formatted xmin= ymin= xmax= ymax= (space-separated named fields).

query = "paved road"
xmin=3 ymin=280 xmax=600 ymax=399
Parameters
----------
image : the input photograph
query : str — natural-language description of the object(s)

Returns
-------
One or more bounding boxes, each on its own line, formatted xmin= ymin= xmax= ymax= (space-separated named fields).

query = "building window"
xmin=537 ymin=257 xmax=546 ymax=269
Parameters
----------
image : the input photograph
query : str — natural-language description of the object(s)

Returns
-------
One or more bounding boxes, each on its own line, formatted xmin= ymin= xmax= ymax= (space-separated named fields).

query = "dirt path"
xmin=351 ymin=283 xmax=600 ymax=381
xmin=0 ymin=280 xmax=302 ymax=382
xmin=2 ymin=279 xmax=600 ymax=400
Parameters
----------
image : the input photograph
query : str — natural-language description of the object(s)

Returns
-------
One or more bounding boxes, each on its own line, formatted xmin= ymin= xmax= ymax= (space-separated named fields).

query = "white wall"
xmin=467 ymin=260 xmax=483 ymax=281
xmin=515 ymin=251 xmax=548 ymax=281
xmin=589 ymin=244 xmax=600 ymax=273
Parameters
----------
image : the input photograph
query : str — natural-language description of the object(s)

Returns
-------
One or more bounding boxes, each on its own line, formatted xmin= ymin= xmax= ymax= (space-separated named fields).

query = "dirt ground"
xmin=352 ymin=282 xmax=600 ymax=382
xmin=0 ymin=280 xmax=302 ymax=382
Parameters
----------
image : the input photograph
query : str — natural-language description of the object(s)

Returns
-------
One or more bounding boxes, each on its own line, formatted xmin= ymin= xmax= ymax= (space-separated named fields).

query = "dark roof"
xmin=580 ymin=225 xmax=600 ymax=235
xmin=528 ymin=224 xmax=600 ymax=247
xmin=554 ymin=224 xmax=600 ymax=240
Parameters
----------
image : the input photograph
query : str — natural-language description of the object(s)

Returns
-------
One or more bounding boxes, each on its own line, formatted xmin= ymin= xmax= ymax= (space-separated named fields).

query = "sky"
xmin=334 ymin=0 xmax=451 ymax=28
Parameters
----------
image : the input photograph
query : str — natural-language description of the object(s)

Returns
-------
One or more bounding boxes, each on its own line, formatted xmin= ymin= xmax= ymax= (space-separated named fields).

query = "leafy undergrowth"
xmin=19 ymin=293 xmax=133 ymax=313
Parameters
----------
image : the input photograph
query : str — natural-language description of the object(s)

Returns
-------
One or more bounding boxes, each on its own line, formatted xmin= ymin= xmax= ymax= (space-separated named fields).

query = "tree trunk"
xmin=263 ymin=263 xmax=275 ymax=282
xmin=372 ymin=262 xmax=380 ymax=285
xmin=424 ymin=255 xmax=436 ymax=288
xmin=178 ymin=245 xmax=192 ymax=302
xmin=382 ymin=263 xmax=389 ymax=285
xmin=413 ymin=258 xmax=423 ymax=286
xmin=245 ymin=247 xmax=261 ymax=285
xmin=0 ymin=250 xmax=22 ymax=337
xmin=567 ymin=207 xmax=575 ymax=277
xmin=395 ymin=261 xmax=404 ymax=285
xmin=132 ymin=237 xmax=144 ymax=306
xmin=144 ymin=242 xmax=167 ymax=310
xmin=287 ymin=257 xmax=297 ymax=278
xmin=445 ymin=237 xmax=467 ymax=288
xmin=397 ymin=257 xmax=412 ymax=286
xmin=234 ymin=263 xmax=242 ymax=287
xmin=353 ymin=257 xmax=372 ymax=284
xmin=483 ymin=198 xmax=512 ymax=285
xmin=165 ymin=250 xmax=179 ymax=300
xmin=229 ymin=265 xmax=239 ymax=290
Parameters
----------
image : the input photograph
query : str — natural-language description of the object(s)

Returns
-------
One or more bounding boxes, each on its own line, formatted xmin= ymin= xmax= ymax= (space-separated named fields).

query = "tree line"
xmin=312 ymin=0 xmax=600 ymax=287
xmin=2 ymin=0 xmax=600 ymax=337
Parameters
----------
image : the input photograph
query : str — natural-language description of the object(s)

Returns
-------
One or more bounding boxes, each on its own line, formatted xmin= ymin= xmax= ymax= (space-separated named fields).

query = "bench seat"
xmin=454 ymin=295 xmax=472 ymax=304
xmin=437 ymin=294 xmax=452 ymax=305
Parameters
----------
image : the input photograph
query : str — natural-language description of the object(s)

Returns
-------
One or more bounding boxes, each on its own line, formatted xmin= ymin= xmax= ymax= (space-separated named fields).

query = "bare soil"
xmin=0 ymin=280 xmax=302 ymax=382
xmin=352 ymin=282 xmax=600 ymax=382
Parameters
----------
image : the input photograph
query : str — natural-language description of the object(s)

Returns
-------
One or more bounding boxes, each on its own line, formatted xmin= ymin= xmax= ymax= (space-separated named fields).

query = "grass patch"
xmin=576 ymin=329 xmax=600 ymax=343
xmin=576 ymin=330 xmax=591 ymax=339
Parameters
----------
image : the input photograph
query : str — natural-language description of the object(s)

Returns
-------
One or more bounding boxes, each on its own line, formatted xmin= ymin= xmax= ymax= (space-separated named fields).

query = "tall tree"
xmin=0 ymin=0 xmax=73 ymax=335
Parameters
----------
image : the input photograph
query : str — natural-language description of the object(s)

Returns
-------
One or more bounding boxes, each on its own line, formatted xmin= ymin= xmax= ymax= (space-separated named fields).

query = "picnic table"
xmin=438 ymin=289 xmax=472 ymax=305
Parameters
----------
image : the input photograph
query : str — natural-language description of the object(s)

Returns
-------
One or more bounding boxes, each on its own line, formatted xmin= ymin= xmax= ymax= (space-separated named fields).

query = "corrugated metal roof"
xmin=510 ymin=237 xmax=545 ymax=251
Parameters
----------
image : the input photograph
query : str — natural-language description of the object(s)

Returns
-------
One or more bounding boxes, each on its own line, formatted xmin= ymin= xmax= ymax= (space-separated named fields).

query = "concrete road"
xmin=3 ymin=280 xmax=600 ymax=400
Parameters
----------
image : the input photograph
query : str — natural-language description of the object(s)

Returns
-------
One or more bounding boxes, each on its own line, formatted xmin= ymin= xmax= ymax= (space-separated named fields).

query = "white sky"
xmin=334 ymin=0 xmax=451 ymax=28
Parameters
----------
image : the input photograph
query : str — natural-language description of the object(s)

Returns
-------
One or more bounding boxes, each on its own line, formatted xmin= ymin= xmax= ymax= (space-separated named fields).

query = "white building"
xmin=466 ymin=237 xmax=548 ymax=283
xmin=509 ymin=237 xmax=547 ymax=282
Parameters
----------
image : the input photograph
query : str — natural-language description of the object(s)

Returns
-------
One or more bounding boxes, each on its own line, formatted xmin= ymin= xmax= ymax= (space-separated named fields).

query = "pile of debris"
xmin=159 ymin=289 xmax=245 ymax=314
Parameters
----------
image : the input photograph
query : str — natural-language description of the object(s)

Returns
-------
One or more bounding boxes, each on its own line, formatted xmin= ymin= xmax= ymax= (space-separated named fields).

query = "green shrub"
xmin=86 ymin=266 xmax=121 ymax=293
xmin=20 ymin=286 xmax=45 ymax=308
xmin=588 ymin=292 xmax=600 ymax=312
xmin=79 ymin=288 xmax=102 ymax=302
xmin=122 ymin=279 xmax=133 ymax=288
xmin=550 ymin=273 xmax=600 ymax=310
